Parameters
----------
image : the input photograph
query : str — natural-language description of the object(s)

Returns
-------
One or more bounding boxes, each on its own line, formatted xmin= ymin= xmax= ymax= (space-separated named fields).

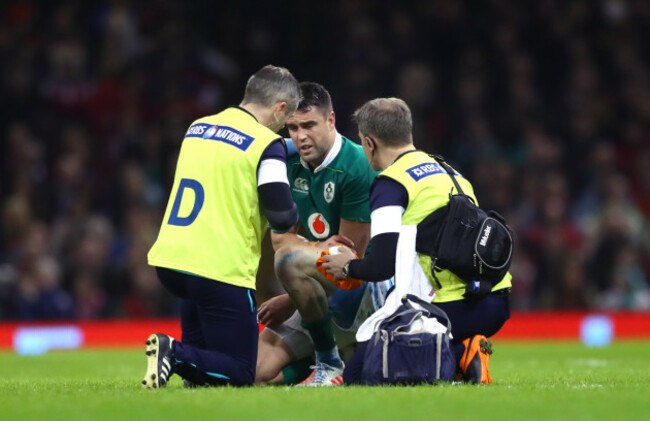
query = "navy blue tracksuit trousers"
xmin=156 ymin=267 xmax=258 ymax=386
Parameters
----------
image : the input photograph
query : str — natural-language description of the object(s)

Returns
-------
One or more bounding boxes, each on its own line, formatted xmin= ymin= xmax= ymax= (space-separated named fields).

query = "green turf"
xmin=1 ymin=341 xmax=649 ymax=421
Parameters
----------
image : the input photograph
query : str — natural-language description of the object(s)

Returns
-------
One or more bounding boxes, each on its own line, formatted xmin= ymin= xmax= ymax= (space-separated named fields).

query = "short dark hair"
xmin=241 ymin=65 xmax=301 ymax=113
xmin=297 ymin=82 xmax=333 ymax=117
xmin=353 ymin=98 xmax=413 ymax=146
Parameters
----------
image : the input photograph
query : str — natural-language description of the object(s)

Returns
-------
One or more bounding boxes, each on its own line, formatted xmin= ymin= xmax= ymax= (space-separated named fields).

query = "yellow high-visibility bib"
xmin=148 ymin=107 xmax=281 ymax=290
xmin=380 ymin=151 xmax=511 ymax=302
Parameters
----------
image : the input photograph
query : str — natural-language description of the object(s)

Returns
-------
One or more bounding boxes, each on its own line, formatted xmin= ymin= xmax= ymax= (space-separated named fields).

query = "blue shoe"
xmin=142 ymin=333 xmax=175 ymax=389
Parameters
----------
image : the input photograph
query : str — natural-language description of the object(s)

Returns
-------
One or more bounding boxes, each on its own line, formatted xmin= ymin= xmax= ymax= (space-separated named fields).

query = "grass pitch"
xmin=1 ymin=341 xmax=649 ymax=421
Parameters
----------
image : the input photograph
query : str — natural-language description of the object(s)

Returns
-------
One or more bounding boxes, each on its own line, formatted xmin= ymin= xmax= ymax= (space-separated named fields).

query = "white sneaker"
xmin=297 ymin=362 xmax=344 ymax=387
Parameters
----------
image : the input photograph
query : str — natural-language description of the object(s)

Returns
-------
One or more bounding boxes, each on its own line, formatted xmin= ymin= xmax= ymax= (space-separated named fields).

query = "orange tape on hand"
xmin=315 ymin=248 xmax=363 ymax=291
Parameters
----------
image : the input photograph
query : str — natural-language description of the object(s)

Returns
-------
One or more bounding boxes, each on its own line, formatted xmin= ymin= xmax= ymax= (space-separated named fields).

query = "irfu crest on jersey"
xmin=324 ymin=181 xmax=335 ymax=203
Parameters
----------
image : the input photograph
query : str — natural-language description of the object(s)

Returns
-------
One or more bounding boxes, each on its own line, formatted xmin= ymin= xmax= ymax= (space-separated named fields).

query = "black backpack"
xmin=415 ymin=155 xmax=514 ymax=298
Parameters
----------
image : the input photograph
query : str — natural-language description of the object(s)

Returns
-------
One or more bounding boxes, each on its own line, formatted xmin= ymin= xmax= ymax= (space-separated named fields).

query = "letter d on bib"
xmin=168 ymin=178 xmax=204 ymax=226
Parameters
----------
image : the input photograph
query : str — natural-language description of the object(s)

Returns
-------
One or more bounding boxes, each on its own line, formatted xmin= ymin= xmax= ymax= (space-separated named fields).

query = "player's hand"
xmin=321 ymin=234 xmax=355 ymax=252
xmin=258 ymin=294 xmax=296 ymax=328
xmin=322 ymin=245 xmax=358 ymax=279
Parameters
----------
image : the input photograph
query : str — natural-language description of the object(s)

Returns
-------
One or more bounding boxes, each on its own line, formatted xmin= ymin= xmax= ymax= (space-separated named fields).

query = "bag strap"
xmin=381 ymin=305 xmax=423 ymax=328
xmin=402 ymin=294 xmax=452 ymax=334
xmin=432 ymin=154 xmax=465 ymax=196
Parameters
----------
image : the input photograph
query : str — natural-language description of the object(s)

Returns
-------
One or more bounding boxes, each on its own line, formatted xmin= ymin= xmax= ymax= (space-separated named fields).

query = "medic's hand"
xmin=317 ymin=245 xmax=363 ymax=290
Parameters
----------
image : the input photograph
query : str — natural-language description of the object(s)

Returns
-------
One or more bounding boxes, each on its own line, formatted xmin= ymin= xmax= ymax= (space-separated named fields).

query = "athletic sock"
xmin=315 ymin=347 xmax=343 ymax=369
xmin=282 ymin=357 xmax=314 ymax=385
xmin=301 ymin=312 xmax=343 ymax=369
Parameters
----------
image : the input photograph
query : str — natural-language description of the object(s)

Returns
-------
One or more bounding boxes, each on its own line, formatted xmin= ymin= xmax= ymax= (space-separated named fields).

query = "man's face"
xmin=286 ymin=106 xmax=335 ymax=168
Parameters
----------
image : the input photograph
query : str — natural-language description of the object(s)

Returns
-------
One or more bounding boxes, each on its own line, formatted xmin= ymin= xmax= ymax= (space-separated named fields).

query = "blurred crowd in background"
xmin=1 ymin=0 xmax=649 ymax=320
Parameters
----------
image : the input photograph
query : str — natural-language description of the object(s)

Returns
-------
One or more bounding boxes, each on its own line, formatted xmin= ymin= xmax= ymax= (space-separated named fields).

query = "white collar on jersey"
xmin=300 ymin=132 xmax=343 ymax=173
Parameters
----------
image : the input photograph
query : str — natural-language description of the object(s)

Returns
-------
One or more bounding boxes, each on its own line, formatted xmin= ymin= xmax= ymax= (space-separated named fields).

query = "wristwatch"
xmin=342 ymin=261 xmax=350 ymax=278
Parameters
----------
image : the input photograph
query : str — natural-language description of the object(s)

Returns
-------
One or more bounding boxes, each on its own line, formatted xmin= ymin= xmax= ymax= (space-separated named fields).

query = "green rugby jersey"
xmin=288 ymin=134 xmax=377 ymax=241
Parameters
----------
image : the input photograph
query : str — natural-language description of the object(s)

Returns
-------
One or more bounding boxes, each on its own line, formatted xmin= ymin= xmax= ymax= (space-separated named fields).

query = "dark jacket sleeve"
xmin=258 ymin=140 xmax=298 ymax=233
xmin=347 ymin=232 xmax=399 ymax=281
